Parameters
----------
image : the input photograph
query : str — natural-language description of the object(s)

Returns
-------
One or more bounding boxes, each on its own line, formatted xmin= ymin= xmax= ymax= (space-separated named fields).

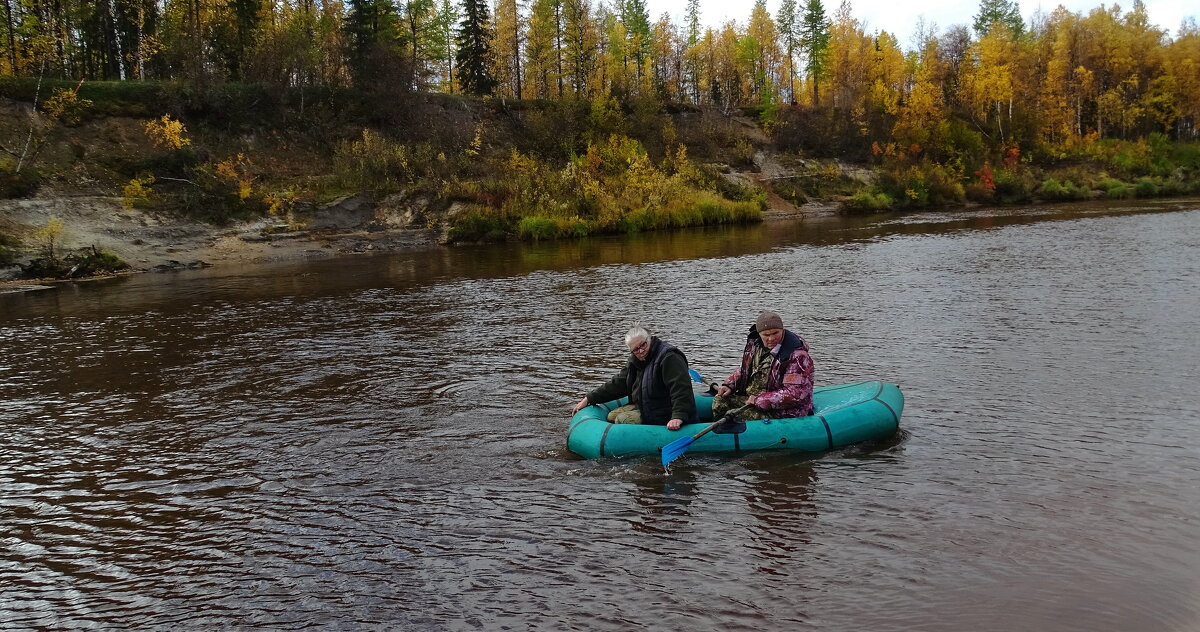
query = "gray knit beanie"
xmin=755 ymin=310 xmax=784 ymax=331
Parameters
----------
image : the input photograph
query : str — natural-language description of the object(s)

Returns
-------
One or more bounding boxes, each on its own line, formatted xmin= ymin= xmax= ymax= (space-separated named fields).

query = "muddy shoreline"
xmin=0 ymin=192 xmax=834 ymax=291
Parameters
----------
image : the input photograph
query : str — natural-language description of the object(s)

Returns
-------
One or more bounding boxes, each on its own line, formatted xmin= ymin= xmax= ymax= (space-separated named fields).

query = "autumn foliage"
xmin=0 ymin=0 xmax=1197 ymax=227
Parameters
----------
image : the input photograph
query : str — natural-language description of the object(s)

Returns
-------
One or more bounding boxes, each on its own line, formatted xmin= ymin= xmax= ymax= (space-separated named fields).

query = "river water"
xmin=2 ymin=199 xmax=1199 ymax=630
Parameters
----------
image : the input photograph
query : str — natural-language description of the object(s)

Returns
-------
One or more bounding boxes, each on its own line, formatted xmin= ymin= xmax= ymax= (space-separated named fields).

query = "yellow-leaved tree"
xmin=960 ymin=24 xmax=1017 ymax=141
xmin=892 ymin=35 xmax=946 ymax=154
xmin=144 ymin=115 xmax=191 ymax=150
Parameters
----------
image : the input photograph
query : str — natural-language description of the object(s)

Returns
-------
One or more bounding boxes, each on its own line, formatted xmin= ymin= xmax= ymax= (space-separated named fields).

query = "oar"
xmin=661 ymin=403 xmax=752 ymax=468
xmin=688 ymin=368 xmax=719 ymax=395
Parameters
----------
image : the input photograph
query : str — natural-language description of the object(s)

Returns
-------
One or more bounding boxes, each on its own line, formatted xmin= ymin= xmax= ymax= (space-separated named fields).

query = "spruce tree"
xmin=799 ymin=0 xmax=829 ymax=105
xmin=620 ymin=0 xmax=650 ymax=83
xmin=455 ymin=0 xmax=496 ymax=95
xmin=973 ymin=0 xmax=1023 ymax=38
xmin=777 ymin=0 xmax=799 ymax=103
xmin=344 ymin=0 xmax=401 ymax=84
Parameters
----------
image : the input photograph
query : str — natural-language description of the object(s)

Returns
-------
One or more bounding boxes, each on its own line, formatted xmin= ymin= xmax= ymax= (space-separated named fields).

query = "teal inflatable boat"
xmin=567 ymin=381 xmax=903 ymax=459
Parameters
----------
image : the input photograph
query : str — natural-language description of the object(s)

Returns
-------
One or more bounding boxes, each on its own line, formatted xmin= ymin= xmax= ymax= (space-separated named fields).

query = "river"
xmin=2 ymin=199 xmax=1199 ymax=630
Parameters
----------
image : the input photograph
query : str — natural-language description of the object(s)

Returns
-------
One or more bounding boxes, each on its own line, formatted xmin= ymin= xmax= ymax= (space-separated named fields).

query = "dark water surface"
xmin=2 ymin=200 xmax=1199 ymax=630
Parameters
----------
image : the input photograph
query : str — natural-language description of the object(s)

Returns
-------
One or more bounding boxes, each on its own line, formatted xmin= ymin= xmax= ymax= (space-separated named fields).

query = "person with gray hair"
xmin=712 ymin=310 xmax=816 ymax=424
xmin=571 ymin=325 xmax=697 ymax=430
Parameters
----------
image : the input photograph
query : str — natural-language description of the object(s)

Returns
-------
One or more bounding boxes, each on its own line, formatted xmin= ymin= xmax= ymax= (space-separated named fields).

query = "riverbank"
xmin=0 ymin=194 xmax=440 ymax=285
xmin=0 ymin=125 xmax=851 ymax=289
xmin=0 ymin=185 xmax=839 ymax=291
xmin=4 ymin=85 xmax=1195 ymax=290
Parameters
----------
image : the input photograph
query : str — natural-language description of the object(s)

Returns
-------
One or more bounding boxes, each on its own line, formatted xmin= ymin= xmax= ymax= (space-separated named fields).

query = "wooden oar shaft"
xmin=693 ymin=403 xmax=753 ymax=440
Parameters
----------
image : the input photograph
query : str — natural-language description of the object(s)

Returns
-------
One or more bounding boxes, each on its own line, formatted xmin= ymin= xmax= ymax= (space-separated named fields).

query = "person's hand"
xmin=572 ymin=396 xmax=589 ymax=413
xmin=667 ymin=418 xmax=683 ymax=431
xmin=745 ymin=395 xmax=757 ymax=406
xmin=716 ymin=385 xmax=732 ymax=397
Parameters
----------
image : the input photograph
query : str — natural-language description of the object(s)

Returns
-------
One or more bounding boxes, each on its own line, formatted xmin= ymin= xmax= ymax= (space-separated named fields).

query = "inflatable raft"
xmin=567 ymin=381 xmax=903 ymax=459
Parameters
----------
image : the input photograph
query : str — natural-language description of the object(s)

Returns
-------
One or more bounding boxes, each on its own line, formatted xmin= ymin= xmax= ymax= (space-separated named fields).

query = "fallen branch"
xmin=158 ymin=176 xmax=199 ymax=187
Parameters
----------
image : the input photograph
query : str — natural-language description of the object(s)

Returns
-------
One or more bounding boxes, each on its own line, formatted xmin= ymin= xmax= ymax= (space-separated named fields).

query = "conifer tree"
xmin=973 ymin=0 xmax=1023 ymax=38
xmin=433 ymin=0 xmax=458 ymax=91
xmin=620 ymin=0 xmax=650 ymax=88
xmin=401 ymin=0 xmax=441 ymax=89
xmin=2 ymin=0 xmax=15 ymax=74
xmin=344 ymin=0 xmax=401 ymax=84
xmin=800 ymin=0 xmax=830 ymax=104
xmin=777 ymin=0 xmax=799 ymax=103
xmin=456 ymin=0 xmax=496 ymax=95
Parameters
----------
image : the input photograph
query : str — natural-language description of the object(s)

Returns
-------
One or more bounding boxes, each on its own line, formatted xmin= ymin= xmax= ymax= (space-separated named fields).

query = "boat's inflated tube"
xmin=566 ymin=381 xmax=903 ymax=459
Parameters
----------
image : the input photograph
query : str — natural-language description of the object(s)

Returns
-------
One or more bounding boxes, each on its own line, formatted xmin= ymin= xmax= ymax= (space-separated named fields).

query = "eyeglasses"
xmin=629 ymin=340 xmax=650 ymax=355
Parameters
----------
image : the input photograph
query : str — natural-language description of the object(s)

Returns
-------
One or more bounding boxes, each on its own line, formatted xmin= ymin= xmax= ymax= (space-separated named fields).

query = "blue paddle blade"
xmin=661 ymin=435 xmax=696 ymax=467
xmin=688 ymin=368 xmax=703 ymax=383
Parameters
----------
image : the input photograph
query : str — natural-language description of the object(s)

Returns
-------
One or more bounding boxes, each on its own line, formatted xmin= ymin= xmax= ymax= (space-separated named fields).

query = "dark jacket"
xmin=722 ymin=325 xmax=815 ymax=417
xmin=587 ymin=337 xmax=697 ymax=425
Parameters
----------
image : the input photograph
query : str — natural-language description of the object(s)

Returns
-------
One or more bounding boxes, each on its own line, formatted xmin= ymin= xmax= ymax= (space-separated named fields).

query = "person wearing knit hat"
xmin=755 ymin=310 xmax=784 ymax=332
xmin=571 ymin=325 xmax=698 ymax=431
xmin=712 ymin=310 xmax=816 ymax=424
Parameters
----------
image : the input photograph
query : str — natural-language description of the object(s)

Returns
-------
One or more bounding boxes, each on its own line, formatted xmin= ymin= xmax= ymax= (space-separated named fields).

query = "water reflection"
xmin=3 ymin=198 xmax=1192 ymax=322
xmin=741 ymin=458 xmax=819 ymax=536
xmin=627 ymin=468 xmax=700 ymax=535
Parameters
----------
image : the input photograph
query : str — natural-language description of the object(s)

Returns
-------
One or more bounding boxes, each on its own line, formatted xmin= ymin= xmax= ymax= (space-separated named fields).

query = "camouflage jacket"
xmin=722 ymin=325 xmax=815 ymax=418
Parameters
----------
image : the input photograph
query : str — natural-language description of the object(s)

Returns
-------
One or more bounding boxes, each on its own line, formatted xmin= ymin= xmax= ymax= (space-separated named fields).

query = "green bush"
xmin=1111 ymin=143 xmax=1150 ymax=175
xmin=127 ymin=145 xmax=202 ymax=180
xmin=731 ymin=138 xmax=756 ymax=169
xmin=840 ymin=191 xmax=893 ymax=213
xmin=0 ymin=77 xmax=169 ymax=117
xmin=1134 ymin=178 xmax=1159 ymax=197
xmin=1037 ymin=178 xmax=1089 ymax=201
xmin=683 ymin=193 xmax=762 ymax=225
xmin=874 ymin=161 xmax=964 ymax=208
xmin=1100 ymin=178 xmax=1133 ymax=199
xmin=1047 ymin=166 xmax=1100 ymax=192
xmin=447 ymin=209 xmax=509 ymax=243
xmin=942 ymin=120 xmax=987 ymax=167
xmin=993 ymin=168 xmax=1036 ymax=204
xmin=1157 ymin=178 xmax=1190 ymax=196
xmin=922 ymin=164 xmax=966 ymax=206
xmin=20 ymin=256 xmax=67 ymax=279
xmin=175 ymin=157 xmax=269 ymax=223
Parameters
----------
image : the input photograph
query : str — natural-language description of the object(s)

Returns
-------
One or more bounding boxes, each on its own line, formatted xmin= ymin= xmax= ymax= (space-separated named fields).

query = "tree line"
xmin=0 ymin=0 xmax=1197 ymax=152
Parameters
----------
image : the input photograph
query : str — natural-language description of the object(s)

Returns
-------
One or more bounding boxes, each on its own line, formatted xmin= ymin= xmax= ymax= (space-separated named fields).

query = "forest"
xmin=1 ymin=0 xmax=1198 ymax=245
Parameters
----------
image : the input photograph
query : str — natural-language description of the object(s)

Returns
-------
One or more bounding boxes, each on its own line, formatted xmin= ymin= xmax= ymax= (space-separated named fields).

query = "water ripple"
xmin=2 ymin=207 xmax=1200 ymax=629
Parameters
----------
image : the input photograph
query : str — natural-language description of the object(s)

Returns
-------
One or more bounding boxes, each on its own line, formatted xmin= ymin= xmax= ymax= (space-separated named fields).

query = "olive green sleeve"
xmin=587 ymin=363 xmax=631 ymax=405
xmin=661 ymin=353 xmax=694 ymax=421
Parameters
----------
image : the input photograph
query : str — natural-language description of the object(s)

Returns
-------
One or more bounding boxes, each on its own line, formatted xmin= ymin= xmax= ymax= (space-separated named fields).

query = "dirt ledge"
xmin=0 ymin=194 xmax=447 ymax=286
xmin=0 ymin=176 xmax=830 ymax=290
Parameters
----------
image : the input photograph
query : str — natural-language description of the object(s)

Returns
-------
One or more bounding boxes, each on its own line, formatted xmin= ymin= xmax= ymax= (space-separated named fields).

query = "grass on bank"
xmin=331 ymin=131 xmax=764 ymax=242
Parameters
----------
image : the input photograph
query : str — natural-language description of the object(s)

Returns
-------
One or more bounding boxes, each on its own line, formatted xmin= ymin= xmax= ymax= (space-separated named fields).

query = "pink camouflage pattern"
xmin=724 ymin=331 xmax=816 ymax=418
